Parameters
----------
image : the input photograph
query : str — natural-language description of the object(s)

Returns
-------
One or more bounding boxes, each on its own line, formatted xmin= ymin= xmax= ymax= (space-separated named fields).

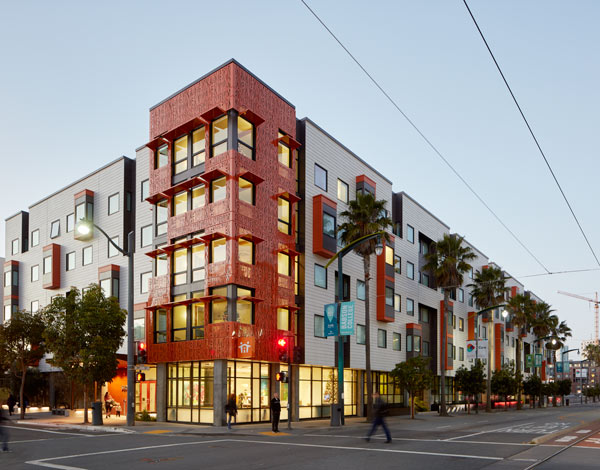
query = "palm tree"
xmin=506 ymin=293 xmax=534 ymax=410
xmin=468 ymin=265 xmax=508 ymax=412
xmin=530 ymin=301 xmax=555 ymax=406
xmin=548 ymin=319 xmax=571 ymax=406
xmin=423 ymin=233 xmax=475 ymax=416
xmin=338 ymin=192 xmax=391 ymax=420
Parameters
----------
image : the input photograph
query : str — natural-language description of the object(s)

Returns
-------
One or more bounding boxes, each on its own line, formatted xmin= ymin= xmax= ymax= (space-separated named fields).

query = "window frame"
xmin=210 ymin=237 xmax=227 ymax=264
xmin=337 ymin=179 xmax=349 ymax=203
xmin=82 ymin=246 xmax=93 ymax=266
xmin=277 ymin=251 xmax=291 ymax=276
xmin=155 ymin=144 xmax=168 ymax=169
xmin=210 ymin=114 xmax=228 ymax=158
xmin=314 ymin=264 xmax=327 ymax=289
xmin=407 ymin=224 xmax=415 ymax=243
xmin=314 ymin=314 xmax=325 ymax=338
xmin=237 ymin=115 xmax=255 ymax=160
xmin=11 ymin=238 xmax=19 ymax=255
xmin=356 ymin=324 xmax=366 ymax=345
xmin=357 ymin=279 xmax=366 ymax=301
xmin=66 ymin=251 xmax=76 ymax=271
xmin=314 ymin=164 xmax=328 ymax=191
xmin=140 ymin=271 xmax=151 ymax=294
xmin=141 ymin=224 xmax=153 ymax=248
xmin=173 ymin=134 xmax=189 ymax=175
xmin=377 ymin=329 xmax=387 ymax=348
xmin=108 ymin=192 xmax=120 ymax=215
xmin=31 ymin=264 xmax=39 ymax=282
xmin=31 ymin=229 xmax=40 ymax=247
xmin=407 ymin=261 xmax=415 ymax=280
xmin=141 ymin=179 xmax=149 ymax=202
xmin=277 ymin=197 xmax=291 ymax=235
xmin=238 ymin=238 xmax=255 ymax=265
xmin=50 ymin=219 xmax=60 ymax=239
xmin=393 ymin=332 xmax=401 ymax=351
xmin=238 ymin=177 xmax=255 ymax=205
xmin=407 ymin=298 xmax=415 ymax=316
xmin=108 ymin=236 xmax=120 ymax=258
xmin=210 ymin=176 xmax=227 ymax=203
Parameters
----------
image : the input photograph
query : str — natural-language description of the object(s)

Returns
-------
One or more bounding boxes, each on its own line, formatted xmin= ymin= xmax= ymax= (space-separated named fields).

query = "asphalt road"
xmin=2 ymin=403 xmax=600 ymax=469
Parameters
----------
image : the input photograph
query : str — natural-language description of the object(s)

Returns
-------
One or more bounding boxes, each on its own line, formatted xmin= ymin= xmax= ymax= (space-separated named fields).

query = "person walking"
xmin=365 ymin=392 xmax=391 ymax=443
xmin=104 ymin=392 xmax=113 ymax=419
xmin=225 ymin=394 xmax=237 ymax=430
xmin=6 ymin=395 xmax=16 ymax=417
xmin=270 ymin=392 xmax=281 ymax=433
xmin=0 ymin=408 xmax=9 ymax=452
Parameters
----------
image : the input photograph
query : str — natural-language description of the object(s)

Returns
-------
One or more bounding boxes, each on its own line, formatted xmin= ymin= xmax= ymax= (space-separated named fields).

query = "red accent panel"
xmin=511 ymin=286 xmax=518 ymax=298
xmin=468 ymin=311 xmax=476 ymax=340
xmin=74 ymin=189 xmax=94 ymax=199
xmin=4 ymin=260 xmax=19 ymax=268
xmin=495 ymin=323 xmax=503 ymax=371
xmin=541 ymin=360 xmax=547 ymax=381
xmin=406 ymin=323 xmax=422 ymax=331
xmin=43 ymin=244 xmax=61 ymax=289
xmin=439 ymin=301 xmax=453 ymax=371
xmin=356 ymin=174 xmax=377 ymax=189
xmin=376 ymin=236 xmax=394 ymax=322
xmin=98 ymin=264 xmax=120 ymax=274
xmin=312 ymin=194 xmax=337 ymax=258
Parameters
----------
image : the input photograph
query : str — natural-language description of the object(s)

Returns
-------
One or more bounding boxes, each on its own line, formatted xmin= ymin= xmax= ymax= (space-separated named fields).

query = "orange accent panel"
xmin=376 ymin=237 xmax=394 ymax=322
xmin=511 ymin=286 xmax=518 ymax=298
xmin=312 ymin=194 xmax=337 ymax=258
xmin=98 ymin=264 xmax=120 ymax=274
xmin=4 ymin=260 xmax=19 ymax=268
xmin=541 ymin=361 xmax=547 ymax=381
xmin=406 ymin=323 xmax=422 ymax=330
xmin=74 ymin=189 xmax=94 ymax=199
xmin=43 ymin=244 xmax=61 ymax=289
xmin=439 ymin=301 xmax=453 ymax=371
xmin=237 ymin=337 xmax=255 ymax=358
xmin=356 ymin=174 xmax=377 ymax=189
xmin=468 ymin=311 xmax=476 ymax=340
xmin=495 ymin=323 xmax=503 ymax=371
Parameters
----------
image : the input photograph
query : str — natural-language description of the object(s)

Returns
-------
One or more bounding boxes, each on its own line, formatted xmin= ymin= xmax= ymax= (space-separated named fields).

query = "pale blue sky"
xmin=1 ymin=1 xmax=598 ymax=357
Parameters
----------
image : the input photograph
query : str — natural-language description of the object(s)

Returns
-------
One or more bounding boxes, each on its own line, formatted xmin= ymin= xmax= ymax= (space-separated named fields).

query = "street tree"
xmin=557 ymin=379 xmax=572 ymax=406
xmin=491 ymin=364 xmax=518 ymax=410
xmin=423 ymin=233 xmax=475 ymax=416
xmin=583 ymin=343 xmax=600 ymax=365
xmin=42 ymin=285 xmax=126 ymax=423
xmin=390 ymin=356 xmax=433 ymax=419
xmin=506 ymin=293 xmax=534 ymax=410
xmin=0 ymin=310 xmax=46 ymax=419
xmin=454 ymin=360 xmax=486 ymax=414
xmin=338 ymin=192 xmax=391 ymax=420
xmin=523 ymin=374 xmax=542 ymax=408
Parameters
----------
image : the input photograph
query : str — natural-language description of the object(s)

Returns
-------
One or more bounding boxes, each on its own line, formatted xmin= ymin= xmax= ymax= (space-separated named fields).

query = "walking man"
xmin=270 ymin=392 xmax=281 ymax=433
xmin=365 ymin=392 xmax=391 ymax=443
xmin=225 ymin=394 xmax=237 ymax=430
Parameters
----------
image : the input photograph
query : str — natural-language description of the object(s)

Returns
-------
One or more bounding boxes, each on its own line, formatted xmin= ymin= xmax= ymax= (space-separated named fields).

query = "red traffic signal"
xmin=277 ymin=338 xmax=287 ymax=348
xmin=277 ymin=338 xmax=288 ymax=362
xmin=275 ymin=371 xmax=288 ymax=383
xmin=137 ymin=341 xmax=147 ymax=364
xmin=136 ymin=372 xmax=146 ymax=382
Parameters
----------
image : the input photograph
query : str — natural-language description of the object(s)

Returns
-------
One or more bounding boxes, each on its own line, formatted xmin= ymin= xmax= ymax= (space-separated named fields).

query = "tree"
xmin=390 ymin=356 xmax=433 ymax=419
xmin=42 ymin=285 xmax=126 ymax=423
xmin=582 ymin=343 xmax=600 ymax=365
xmin=454 ymin=360 xmax=486 ymax=414
xmin=0 ymin=310 xmax=46 ymax=419
xmin=523 ymin=374 xmax=542 ymax=408
xmin=423 ymin=233 xmax=475 ymax=417
xmin=338 ymin=192 xmax=391 ymax=420
xmin=491 ymin=365 xmax=518 ymax=410
xmin=531 ymin=301 xmax=556 ymax=406
xmin=506 ymin=293 xmax=534 ymax=410
xmin=557 ymin=379 xmax=572 ymax=406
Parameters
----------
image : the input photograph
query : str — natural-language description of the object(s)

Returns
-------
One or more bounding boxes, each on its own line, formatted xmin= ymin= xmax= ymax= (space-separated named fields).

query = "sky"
xmin=1 ymin=1 xmax=598 ymax=358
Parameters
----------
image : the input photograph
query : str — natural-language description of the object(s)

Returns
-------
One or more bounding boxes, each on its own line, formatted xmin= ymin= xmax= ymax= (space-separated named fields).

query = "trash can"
xmin=566 ymin=399 xmax=570 ymax=406
xmin=91 ymin=401 xmax=103 ymax=426
xmin=330 ymin=403 xmax=342 ymax=426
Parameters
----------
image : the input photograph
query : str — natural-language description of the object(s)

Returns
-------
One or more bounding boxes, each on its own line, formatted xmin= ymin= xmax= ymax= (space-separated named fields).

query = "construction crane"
xmin=557 ymin=291 xmax=599 ymax=344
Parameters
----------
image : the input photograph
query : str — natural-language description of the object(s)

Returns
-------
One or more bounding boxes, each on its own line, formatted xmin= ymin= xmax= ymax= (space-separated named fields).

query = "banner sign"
xmin=466 ymin=339 xmax=488 ymax=360
xmin=556 ymin=362 xmax=563 ymax=373
xmin=526 ymin=354 xmax=534 ymax=368
xmin=339 ymin=301 xmax=355 ymax=336
xmin=535 ymin=354 xmax=543 ymax=367
xmin=324 ymin=303 xmax=338 ymax=337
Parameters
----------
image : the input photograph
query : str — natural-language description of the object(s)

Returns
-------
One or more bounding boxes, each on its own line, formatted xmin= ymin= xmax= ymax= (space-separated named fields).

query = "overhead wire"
xmin=299 ymin=0 xmax=550 ymax=274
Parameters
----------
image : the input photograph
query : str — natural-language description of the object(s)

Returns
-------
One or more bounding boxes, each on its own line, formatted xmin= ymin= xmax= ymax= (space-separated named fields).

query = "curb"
xmin=16 ymin=420 xmax=135 ymax=434
xmin=531 ymin=418 xmax=600 ymax=445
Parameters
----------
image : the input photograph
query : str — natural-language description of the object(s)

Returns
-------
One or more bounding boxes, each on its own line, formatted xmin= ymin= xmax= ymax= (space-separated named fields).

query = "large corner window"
xmin=156 ymin=199 xmax=168 ymax=236
xmin=210 ymin=237 xmax=227 ymax=263
xmin=236 ymin=286 xmax=254 ymax=324
xmin=238 ymin=239 xmax=254 ymax=265
xmin=210 ymin=176 xmax=227 ymax=203
xmin=277 ymin=197 xmax=291 ymax=234
xmin=238 ymin=177 xmax=255 ymax=205
xmin=211 ymin=115 xmax=228 ymax=157
xmin=155 ymin=309 xmax=167 ymax=343
xmin=278 ymin=132 xmax=291 ymax=167
xmin=278 ymin=252 xmax=291 ymax=276
xmin=209 ymin=286 xmax=228 ymax=323
xmin=385 ymin=245 xmax=394 ymax=266
xmin=155 ymin=144 xmax=168 ymax=169
xmin=173 ymin=135 xmax=189 ymax=175
xmin=237 ymin=116 xmax=254 ymax=159
xmin=277 ymin=308 xmax=290 ymax=330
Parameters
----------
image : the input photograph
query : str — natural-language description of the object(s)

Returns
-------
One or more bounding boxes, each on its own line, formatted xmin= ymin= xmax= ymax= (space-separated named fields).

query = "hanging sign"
xmin=324 ymin=303 xmax=338 ymax=337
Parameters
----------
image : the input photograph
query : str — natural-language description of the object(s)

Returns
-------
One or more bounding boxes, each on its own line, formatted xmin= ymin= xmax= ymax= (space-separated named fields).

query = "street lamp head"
xmin=552 ymin=338 xmax=557 ymax=345
xmin=77 ymin=222 xmax=91 ymax=235
xmin=501 ymin=309 xmax=508 ymax=319
xmin=374 ymin=236 xmax=383 ymax=257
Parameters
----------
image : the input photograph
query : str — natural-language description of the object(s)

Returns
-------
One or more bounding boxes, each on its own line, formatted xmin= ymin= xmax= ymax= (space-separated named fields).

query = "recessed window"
xmin=211 ymin=115 xmax=228 ymax=157
xmin=394 ymin=294 xmax=401 ymax=312
xmin=11 ymin=239 xmax=19 ymax=255
xmin=236 ymin=286 xmax=254 ymax=324
xmin=172 ymin=247 xmax=187 ymax=286
xmin=385 ymin=286 xmax=394 ymax=306
xmin=407 ymin=261 xmax=415 ymax=280
xmin=31 ymin=264 xmax=39 ymax=282
xmin=210 ymin=237 xmax=227 ymax=263
xmin=66 ymin=251 xmax=76 ymax=271
xmin=82 ymin=246 xmax=93 ymax=266
xmin=458 ymin=288 xmax=464 ymax=302
xmin=155 ymin=309 xmax=167 ymax=343
xmin=314 ymin=164 xmax=327 ymax=191
xmin=277 ymin=308 xmax=290 ymax=330
xmin=141 ymin=179 xmax=149 ymax=201
xmin=31 ymin=300 xmax=39 ymax=314
xmin=421 ymin=272 xmax=430 ymax=287
xmin=413 ymin=335 xmax=422 ymax=352
xmin=108 ymin=193 xmax=120 ymax=215
xmin=155 ymin=144 xmax=168 ymax=169
xmin=337 ymin=179 xmax=349 ymax=203
xmin=468 ymin=293 xmax=473 ymax=307
xmin=357 ymin=280 xmax=365 ymax=300
xmin=209 ymin=286 xmax=228 ymax=323
xmin=108 ymin=236 xmax=120 ymax=258
xmin=278 ymin=132 xmax=291 ymax=167
xmin=192 ymin=243 xmax=206 ymax=282
xmin=43 ymin=256 xmax=52 ymax=274
xmin=156 ymin=246 xmax=168 ymax=276
xmin=192 ymin=184 xmax=206 ymax=209
xmin=314 ymin=264 xmax=327 ymax=289
xmin=323 ymin=213 xmax=336 ymax=238
xmin=156 ymin=199 xmax=168 ymax=236
xmin=314 ymin=314 xmax=325 ymax=338
xmin=278 ymin=252 xmax=291 ymax=276
xmin=66 ymin=213 xmax=74 ymax=233
xmin=192 ymin=127 xmax=206 ymax=166
xmin=211 ymin=176 xmax=227 ymax=203
xmin=238 ymin=177 xmax=254 ymax=205
xmin=172 ymin=295 xmax=188 ymax=342
xmin=173 ymin=191 xmax=188 ymax=216
xmin=356 ymin=324 xmax=366 ymax=345
xmin=31 ymin=229 xmax=40 ymax=247
xmin=407 ymin=225 xmax=414 ymax=243
xmin=419 ymin=307 xmax=429 ymax=323
xmin=140 ymin=271 xmax=151 ymax=294
xmin=191 ymin=300 xmax=205 ymax=339
xmin=423 ymin=340 xmax=430 ymax=356
xmin=239 ymin=239 xmax=254 ymax=265
xmin=141 ymin=225 xmax=152 ymax=248
xmin=385 ymin=246 xmax=394 ymax=266
xmin=278 ymin=197 xmax=291 ymax=234
xmin=394 ymin=255 xmax=401 ymax=274
xmin=393 ymin=332 xmax=401 ymax=351
xmin=419 ymin=241 xmax=429 ymax=255
xmin=459 ymin=318 xmax=464 ymax=332
xmin=237 ymin=116 xmax=254 ymax=159
xmin=459 ymin=347 xmax=464 ymax=361
xmin=378 ymin=329 xmax=387 ymax=348
xmin=469 ymin=267 xmax=474 ymax=279
xmin=50 ymin=220 xmax=60 ymax=239
xmin=407 ymin=298 xmax=414 ymax=316
xmin=173 ymin=135 xmax=189 ymax=175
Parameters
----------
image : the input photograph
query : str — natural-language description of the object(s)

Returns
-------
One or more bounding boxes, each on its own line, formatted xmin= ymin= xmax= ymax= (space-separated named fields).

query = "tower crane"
xmin=557 ymin=291 xmax=599 ymax=344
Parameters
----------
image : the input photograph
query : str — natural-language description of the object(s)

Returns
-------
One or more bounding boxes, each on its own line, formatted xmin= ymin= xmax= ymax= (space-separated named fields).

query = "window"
xmin=407 ymin=261 xmax=415 ymax=280
xmin=108 ymin=236 xmax=120 ymax=258
xmin=278 ymin=252 xmax=291 ymax=276
xmin=334 ymin=271 xmax=350 ymax=301
xmin=100 ymin=278 xmax=119 ymax=300
xmin=11 ymin=239 xmax=19 ymax=255
xmin=66 ymin=213 xmax=74 ymax=233
xmin=511 ymin=337 xmax=515 ymax=348
xmin=66 ymin=251 xmax=76 ymax=271
xmin=419 ymin=307 xmax=429 ymax=323
xmin=156 ymin=244 xmax=168 ymax=276
xmin=140 ymin=271 xmax=151 ymax=294
xmin=278 ymin=132 xmax=291 ymax=167
xmin=192 ymin=184 xmax=206 ymax=209
xmin=43 ymin=256 xmax=52 ymax=274
xmin=238 ymin=177 xmax=254 ymax=205
xmin=134 ymin=318 xmax=145 ymax=341
xmin=458 ymin=288 xmax=464 ymax=302
xmin=378 ymin=329 xmax=387 ymax=348
xmin=108 ymin=193 xmax=120 ymax=215
xmin=423 ymin=341 xmax=430 ymax=356
xmin=141 ymin=225 xmax=152 ymax=248
xmin=394 ymin=255 xmax=401 ymax=274
xmin=156 ymin=199 xmax=168 ymax=236
xmin=407 ymin=298 xmax=414 ymax=316
xmin=3 ymin=272 xmax=10 ymax=287
xmin=155 ymin=144 xmax=168 ymax=169
xmin=173 ymin=191 xmax=188 ymax=216
xmin=414 ymin=335 xmax=421 ymax=353
xmin=211 ymin=115 xmax=228 ymax=157
xmin=211 ymin=176 xmax=227 ymax=202
xmin=172 ymin=295 xmax=187 ymax=341
xmin=82 ymin=246 xmax=93 ymax=266
xmin=314 ymin=264 xmax=327 ymax=288
xmin=394 ymin=294 xmax=401 ymax=312
xmin=277 ymin=197 xmax=291 ymax=234
xmin=192 ymin=243 xmax=205 ymax=281
xmin=192 ymin=127 xmax=206 ymax=166
xmin=31 ymin=300 xmax=39 ymax=314
xmin=173 ymin=135 xmax=188 ymax=175
xmin=393 ymin=222 xmax=402 ymax=237
xmin=172 ymin=247 xmax=187 ymax=285
xmin=239 ymin=239 xmax=254 ymax=264
xmin=154 ymin=309 xmax=167 ymax=343
xmin=357 ymin=280 xmax=365 ymax=300
xmin=141 ymin=179 xmax=149 ymax=201
xmin=31 ymin=265 xmax=39 ymax=282
xmin=277 ymin=308 xmax=290 ymax=330
xmin=336 ymin=225 xmax=345 ymax=248
xmin=419 ymin=241 xmax=429 ymax=255
xmin=459 ymin=318 xmax=464 ymax=331
xmin=314 ymin=315 xmax=325 ymax=338
xmin=209 ymin=286 xmax=228 ymax=323
xmin=385 ymin=286 xmax=394 ymax=306
xmin=385 ymin=245 xmax=394 ymax=266
xmin=50 ymin=220 xmax=60 ymax=239
xmin=75 ymin=202 xmax=85 ymax=223
xmin=210 ymin=237 xmax=227 ymax=263
xmin=31 ymin=229 xmax=39 ymax=247
xmin=468 ymin=293 xmax=473 ymax=307
xmin=337 ymin=179 xmax=348 ymax=203
xmin=4 ymin=305 xmax=12 ymax=322
xmin=314 ymin=164 xmax=327 ymax=191
xmin=407 ymin=334 xmax=413 ymax=352
xmin=357 ymin=325 xmax=366 ymax=345
xmin=480 ymin=326 xmax=487 ymax=339
xmin=453 ymin=345 xmax=457 ymax=360
xmin=323 ymin=213 xmax=336 ymax=238
xmin=237 ymin=116 xmax=254 ymax=159
xmin=191 ymin=300 xmax=204 ymax=339
xmin=407 ymin=225 xmax=414 ymax=243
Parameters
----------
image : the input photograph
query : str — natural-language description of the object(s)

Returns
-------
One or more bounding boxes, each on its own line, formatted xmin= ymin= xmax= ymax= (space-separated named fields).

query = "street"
xmin=2 ymin=403 xmax=600 ymax=469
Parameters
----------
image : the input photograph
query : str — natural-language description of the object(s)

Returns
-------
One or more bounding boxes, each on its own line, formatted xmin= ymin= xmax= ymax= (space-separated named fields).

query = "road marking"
xmin=555 ymin=435 xmax=577 ymax=442
xmin=436 ymin=425 xmax=451 ymax=429
xmin=10 ymin=439 xmax=52 ymax=444
xmin=259 ymin=431 xmax=291 ymax=436
xmin=576 ymin=429 xmax=592 ymax=433
xmin=303 ymin=433 xmax=534 ymax=446
xmin=26 ymin=462 xmax=84 ymax=470
xmin=4 ymin=426 xmax=94 ymax=437
xmin=444 ymin=423 xmax=534 ymax=441
xmin=143 ymin=430 xmax=171 ymax=434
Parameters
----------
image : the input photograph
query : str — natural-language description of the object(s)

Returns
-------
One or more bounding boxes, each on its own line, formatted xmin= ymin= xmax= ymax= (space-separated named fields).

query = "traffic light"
xmin=275 ymin=371 xmax=288 ymax=383
xmin=277 ymin=338 xmax=288 ymax=363
xmin=136 ymin=372 xmax=146 ymax=382
xmin=137 ymin=341 xmax=147 ymax=364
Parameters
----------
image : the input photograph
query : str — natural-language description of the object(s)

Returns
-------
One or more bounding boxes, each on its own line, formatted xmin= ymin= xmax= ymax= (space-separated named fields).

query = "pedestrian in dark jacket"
xmin=365 ymin=392 xmax=391 ymax=443
xmin=270 ymin=392 xmax=281 ymax=433
xmin=0 ymin=409 xmax=9 ymax=452
xmin=6 ymin=395 xmax=16 ymax=416
xmin=225 ymin=394 xmax=237 ymax=430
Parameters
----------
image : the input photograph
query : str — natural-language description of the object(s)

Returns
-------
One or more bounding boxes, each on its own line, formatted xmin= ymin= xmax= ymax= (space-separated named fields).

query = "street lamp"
xmin=324 ymin=231 xmax=386 ymax=426
xmin=77 ymin=221 xmax=135 ymax=427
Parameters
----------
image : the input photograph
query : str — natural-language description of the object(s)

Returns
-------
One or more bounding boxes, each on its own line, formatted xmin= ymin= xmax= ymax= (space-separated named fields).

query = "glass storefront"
xmin=167 ymin=361 xmax=214 ymax=423
xmin=226 ymin=360 xmax=271 ymax=423
xmin=364 ymin=371 xmax=405 ymax=408
xmin=298 ymin=366 xmax=358 ymax=418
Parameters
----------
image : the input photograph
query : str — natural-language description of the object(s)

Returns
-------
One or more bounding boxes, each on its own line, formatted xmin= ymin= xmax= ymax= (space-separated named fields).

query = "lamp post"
xmin=324 ymin=231 xmax=385 ymax=426
xmin=77 ymin=222 xmax=135 ymax=427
